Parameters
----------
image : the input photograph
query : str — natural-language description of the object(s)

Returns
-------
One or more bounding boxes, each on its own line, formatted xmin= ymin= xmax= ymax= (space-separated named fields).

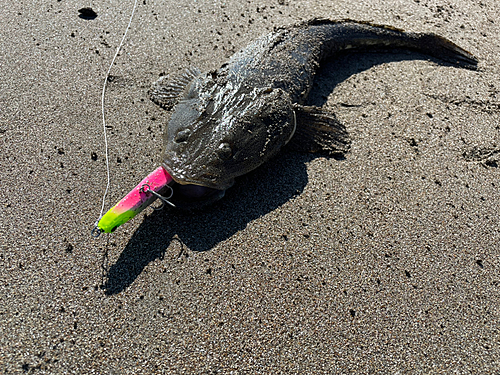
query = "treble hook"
xmin=140 ymin=183 xmax=176 ymax=209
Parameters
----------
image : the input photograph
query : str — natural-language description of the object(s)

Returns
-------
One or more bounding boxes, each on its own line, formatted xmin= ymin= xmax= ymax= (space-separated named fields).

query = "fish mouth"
xmin=161 ymin=166 xmax=227 ymax=208
xmin=169 ymin=182 xmax=226 ymax=209
xmin=162 ymin=162 xmax=234 ymax=187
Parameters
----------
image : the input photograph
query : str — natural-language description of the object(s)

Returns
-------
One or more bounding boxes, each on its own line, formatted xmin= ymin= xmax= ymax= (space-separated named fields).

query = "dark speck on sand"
xmin=78 ymin=7 xmax=98 ymax=20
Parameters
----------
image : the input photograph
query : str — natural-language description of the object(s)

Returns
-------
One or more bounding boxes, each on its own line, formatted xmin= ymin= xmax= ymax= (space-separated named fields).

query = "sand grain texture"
xmin=1 ymin=0 xmax=499 ymax=373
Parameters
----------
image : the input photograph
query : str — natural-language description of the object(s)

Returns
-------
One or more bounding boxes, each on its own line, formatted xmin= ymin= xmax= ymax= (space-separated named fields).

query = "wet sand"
xmin=1 ymin=0 xmax=499 ymax=373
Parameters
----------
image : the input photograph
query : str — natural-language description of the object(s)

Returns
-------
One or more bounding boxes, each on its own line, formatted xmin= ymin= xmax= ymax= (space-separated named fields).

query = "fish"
xmin=149 ymin=18 xmax=477 ymax=208
xmin=96 ymin=18 xmax=477 ymax=233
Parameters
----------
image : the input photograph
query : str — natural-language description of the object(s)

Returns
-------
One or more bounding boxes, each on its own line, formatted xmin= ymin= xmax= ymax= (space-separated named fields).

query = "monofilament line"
xmin=94 ymin=0 xmax=138 ymax=234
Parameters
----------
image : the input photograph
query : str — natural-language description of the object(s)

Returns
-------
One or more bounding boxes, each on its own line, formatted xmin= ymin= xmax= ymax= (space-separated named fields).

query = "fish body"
xmin=150 ymin=19 xmax=477 ymax=207
xmin=96 ymin=19 xmax=477 ymax=234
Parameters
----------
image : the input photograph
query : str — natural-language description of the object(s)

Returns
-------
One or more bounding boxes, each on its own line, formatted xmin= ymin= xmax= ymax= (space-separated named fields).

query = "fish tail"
xmin=413 ymin=32 xmax=478 ymax=67
xmin=308 ymin=19 xmax=478 ymax=69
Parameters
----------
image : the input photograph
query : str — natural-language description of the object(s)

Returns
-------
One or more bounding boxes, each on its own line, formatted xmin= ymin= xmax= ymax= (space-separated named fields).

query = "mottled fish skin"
xmin=150 ymin=19 xmax=477 ymax=203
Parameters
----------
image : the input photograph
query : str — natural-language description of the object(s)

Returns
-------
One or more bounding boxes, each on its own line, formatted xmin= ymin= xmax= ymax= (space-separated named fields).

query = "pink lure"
xmin=97 ymin=166 xmax=173 ymax=233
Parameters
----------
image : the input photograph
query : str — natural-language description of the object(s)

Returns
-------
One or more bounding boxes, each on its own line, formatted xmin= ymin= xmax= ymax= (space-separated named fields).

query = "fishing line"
xmin=93 ymin=0 xmax=139 ymax=237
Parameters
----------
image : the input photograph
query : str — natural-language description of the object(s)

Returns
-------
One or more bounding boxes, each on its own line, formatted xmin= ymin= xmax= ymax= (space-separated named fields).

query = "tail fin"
xmin=311 ymin=20 xmax=478 ymax=69
xmin=415 ymin=33 xmax=478 ymax=68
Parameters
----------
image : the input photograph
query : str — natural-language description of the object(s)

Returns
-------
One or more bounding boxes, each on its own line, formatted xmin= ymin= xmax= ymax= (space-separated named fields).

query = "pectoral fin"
xmin=289 ymin=104 xmax=350 ymax=156
xmin=149 ymin=67 xmax=201 ymax=109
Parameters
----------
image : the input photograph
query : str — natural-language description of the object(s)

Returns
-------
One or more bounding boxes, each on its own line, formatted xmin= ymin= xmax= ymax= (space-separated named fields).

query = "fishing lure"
xmin=93 ymin=166 xmax=173 ymax=235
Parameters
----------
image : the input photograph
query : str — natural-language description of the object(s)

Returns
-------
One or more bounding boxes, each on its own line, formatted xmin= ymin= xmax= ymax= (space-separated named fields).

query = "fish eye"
xmin=175 ymin=129 xmax=191 ymax=143
xmin=217 ymin=142 xmax=232 ymax=160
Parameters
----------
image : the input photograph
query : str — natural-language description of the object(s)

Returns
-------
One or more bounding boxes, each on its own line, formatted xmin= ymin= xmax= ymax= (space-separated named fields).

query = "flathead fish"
xmin=97 ymin=19 xmax=477 ymax=233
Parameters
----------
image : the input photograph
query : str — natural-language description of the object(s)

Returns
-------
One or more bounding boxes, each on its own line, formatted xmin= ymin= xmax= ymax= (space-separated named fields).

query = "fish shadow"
xmin=102 ymin=151 xmax=319 ymax=295
xmin=102 ymin=50 xmax=458 ymax=295
xmin=306 ymin=50 xmax=467 ymax=107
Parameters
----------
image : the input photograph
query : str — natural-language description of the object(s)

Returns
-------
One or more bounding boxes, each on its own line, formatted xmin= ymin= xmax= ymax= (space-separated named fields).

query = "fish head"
xmin=162 ymin=84 xmax=295 ymax=203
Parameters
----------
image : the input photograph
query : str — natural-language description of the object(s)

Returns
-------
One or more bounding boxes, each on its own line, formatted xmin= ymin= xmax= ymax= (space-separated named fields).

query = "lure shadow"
xmin=101 ymin=50 xmax=467 ymax=295
xmin=102 ymin=151 xmax=318 ymax=295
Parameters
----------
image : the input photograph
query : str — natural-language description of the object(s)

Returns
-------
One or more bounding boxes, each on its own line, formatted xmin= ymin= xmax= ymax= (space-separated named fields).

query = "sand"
xmin=1 ymin=0 xmax=499 ymax=373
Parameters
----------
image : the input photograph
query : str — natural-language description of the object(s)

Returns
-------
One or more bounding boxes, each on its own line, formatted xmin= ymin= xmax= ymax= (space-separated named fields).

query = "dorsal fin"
xmin=149 ymin=67 xmax=200 ymax=110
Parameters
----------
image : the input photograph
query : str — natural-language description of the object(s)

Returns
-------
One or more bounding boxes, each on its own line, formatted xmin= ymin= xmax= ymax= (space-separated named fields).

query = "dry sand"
xmin=1 ymin=0 xmax=499 ymax=373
